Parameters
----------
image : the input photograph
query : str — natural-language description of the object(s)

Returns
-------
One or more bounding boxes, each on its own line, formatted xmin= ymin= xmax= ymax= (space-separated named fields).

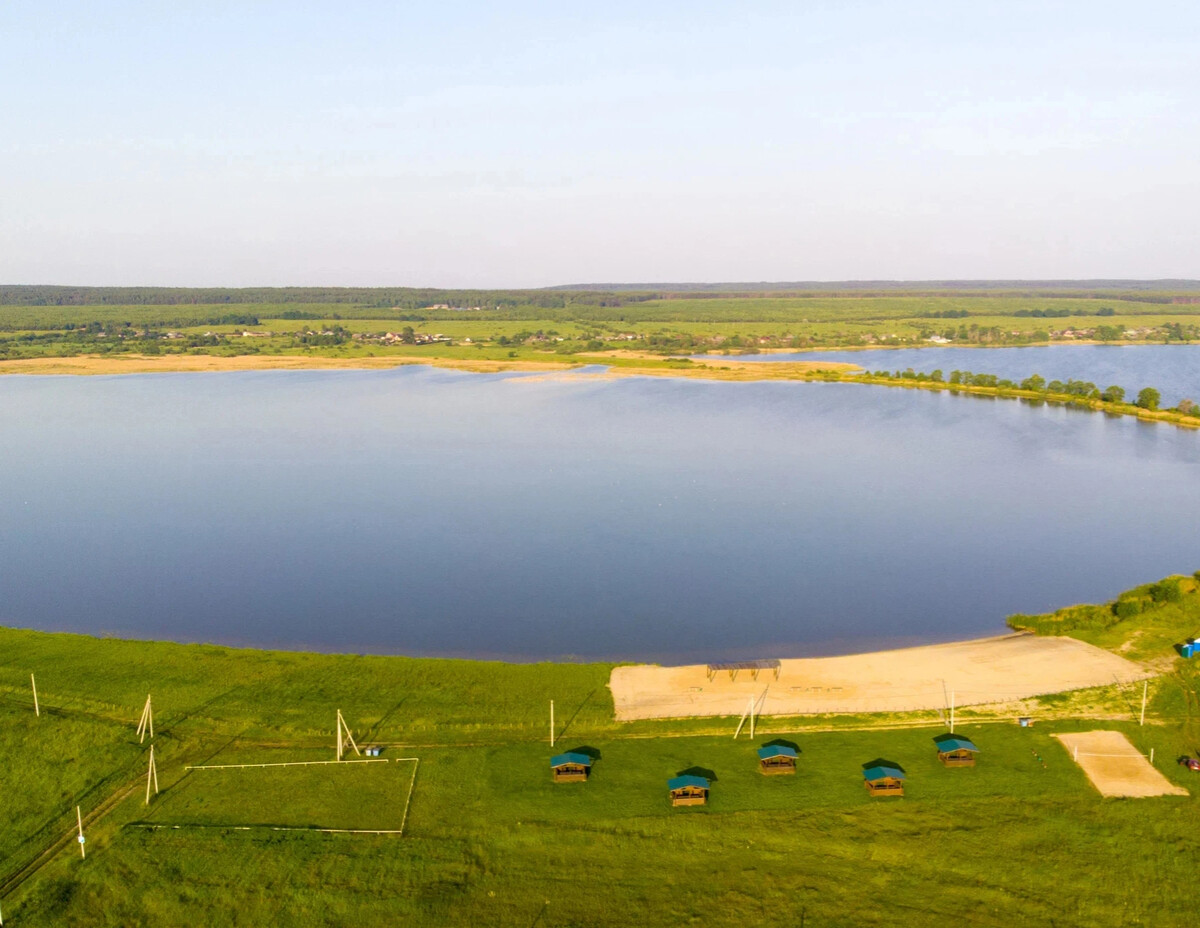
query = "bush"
xmin=1113 ymin=599 xmax=1143 ymax=619
xmin=1149 ymin=579 xmax=1183 ymax=603
xmin=1136 ymin=387 xmax=1161 ymax=411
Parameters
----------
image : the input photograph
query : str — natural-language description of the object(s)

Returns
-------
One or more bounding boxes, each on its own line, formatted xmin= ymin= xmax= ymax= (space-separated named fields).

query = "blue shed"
xmin=667 ymin=775 xmax=710 ymax=806
xmin=1181 ymin=639 xmax=1198 ymax=659
xmin=863 ymin=765 xmax=906 ymax=796
xmin=550 ymin=752 xmax=593 ymax=782
xmin=933 ymin=734 xmax=980 ymax=767
xmin=757 ymin=744 xmax=798 ymax=775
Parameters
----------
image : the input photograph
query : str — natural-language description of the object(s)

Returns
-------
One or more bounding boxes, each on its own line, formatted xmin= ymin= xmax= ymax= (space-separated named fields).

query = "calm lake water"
xmin=716 ymin=344 xmax=1200 ymax=407
xmin=2 ymin=366 xmax=1198 ymax=663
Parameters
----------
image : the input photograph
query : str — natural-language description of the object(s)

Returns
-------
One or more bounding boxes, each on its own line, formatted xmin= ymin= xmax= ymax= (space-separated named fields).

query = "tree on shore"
xmin=1136 ymin=387 xmax=1161 ymax=410
xmin=1101 ymin=385 xmax=1125 ymax=403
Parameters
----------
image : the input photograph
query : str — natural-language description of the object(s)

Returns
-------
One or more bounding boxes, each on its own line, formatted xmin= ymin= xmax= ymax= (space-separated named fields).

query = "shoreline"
xmin=2 ymin=624 xmax=1151 ymax=721
xmin=610 ymin=632 xmax=1150 ymax=720
xmin=1 ymin=350 xmax=1196 ymax=430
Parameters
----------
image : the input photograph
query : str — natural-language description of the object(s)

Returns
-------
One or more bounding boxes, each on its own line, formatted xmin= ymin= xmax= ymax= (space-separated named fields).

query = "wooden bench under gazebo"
xmin=706 ymin=659 xmax=781 ymax=683
xmin=668 ymin=775 xmax=710 ymax=806
xmin=933 ymin=734 xmax=980 ymax=767
xmin=863 ymin=764 xmax=906 ymax=796
xmin=757 ymin=744 xmax=798 ymax=775
xmin=550 ymin=752 xmax=593 ymax=782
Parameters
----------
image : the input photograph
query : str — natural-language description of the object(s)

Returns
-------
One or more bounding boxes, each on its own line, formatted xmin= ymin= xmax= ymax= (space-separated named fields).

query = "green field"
xmin=144 ymin=756 xmax=416 ymax=832
xmin=2 ymin=574 xmax=1200 ymax=925
xmin=2 ymin=284 xmax=1199 ymax=367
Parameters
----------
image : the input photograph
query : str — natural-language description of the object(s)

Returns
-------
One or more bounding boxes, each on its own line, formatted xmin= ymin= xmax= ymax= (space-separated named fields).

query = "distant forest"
xmin=2 ymin=281 xmax=1199 ymax=309
xmin=0 ymin=285 xmax=647 ymax=309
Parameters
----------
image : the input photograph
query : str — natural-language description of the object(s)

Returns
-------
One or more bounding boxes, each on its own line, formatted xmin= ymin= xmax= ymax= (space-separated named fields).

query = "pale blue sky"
xmin=2 ymin=2 xmax=1197 ymax=287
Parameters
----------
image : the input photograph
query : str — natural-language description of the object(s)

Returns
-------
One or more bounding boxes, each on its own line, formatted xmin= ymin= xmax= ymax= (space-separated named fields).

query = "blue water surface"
xmin=704 ymin=344 xmax=1200 ymax=407
xmin=1 ymin=366 xmax=1197 ymax=662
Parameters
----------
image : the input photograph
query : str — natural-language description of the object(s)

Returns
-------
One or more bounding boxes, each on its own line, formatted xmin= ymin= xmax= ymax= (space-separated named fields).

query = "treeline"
xmin=869 ymin=367 xmax=1198 ymax=418
xmin=1007 ymin=574 xmax=1198 ymax=634
xmin=0 ymin=285 xmax=655 ymax=311
xmin=1012 ymin=307 xmax=1116 ymax=317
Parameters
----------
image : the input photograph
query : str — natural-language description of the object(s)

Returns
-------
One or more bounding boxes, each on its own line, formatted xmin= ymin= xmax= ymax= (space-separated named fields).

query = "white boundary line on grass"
xmin=160 ymin=756 xmax=421 ymax=835
xmin=133 ymin=824 xmax=407 ymax=835
xmin=185 ymin=758 xmax=390 ymax=771
xmin=398 ymin=758 xmax=419 ymax=836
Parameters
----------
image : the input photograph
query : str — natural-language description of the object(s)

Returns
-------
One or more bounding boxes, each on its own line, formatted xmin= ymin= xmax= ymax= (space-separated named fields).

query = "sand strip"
xmin=609 ymin=633 xmax=1150 ymax=721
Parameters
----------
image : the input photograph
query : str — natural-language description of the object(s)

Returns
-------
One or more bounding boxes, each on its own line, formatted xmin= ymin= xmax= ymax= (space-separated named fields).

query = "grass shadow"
xmin=362 ymin=696 xmax=409 ymax=743
xmin=555 ymin=688 xmax=598 ymax=743
xmin=566 ymin=745 xmax=601 ymax=762
xmin=677 ymin=766 xmax=717 ymax=782
xmin=861 ymin=758 xmax=905 ymax=774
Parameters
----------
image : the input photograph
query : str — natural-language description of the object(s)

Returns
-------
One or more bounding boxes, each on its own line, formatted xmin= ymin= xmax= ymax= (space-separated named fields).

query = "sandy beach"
xmin=0 ymin=352 xmax=857 ymax=379
xmin=609 ymin=633 xmax=1150 ymax=721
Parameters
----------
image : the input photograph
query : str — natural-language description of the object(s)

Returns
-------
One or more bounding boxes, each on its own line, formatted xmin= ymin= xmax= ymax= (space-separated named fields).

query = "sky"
xmin=2 ymin=1 xmax=1198 ymax=287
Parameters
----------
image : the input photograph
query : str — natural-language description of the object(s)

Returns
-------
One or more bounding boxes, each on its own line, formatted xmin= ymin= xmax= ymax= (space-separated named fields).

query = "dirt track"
xmin=609 ymin=634 xmax=1150 ymax=721
xmin=1055 ymin=730 xmax=1188 ymax=797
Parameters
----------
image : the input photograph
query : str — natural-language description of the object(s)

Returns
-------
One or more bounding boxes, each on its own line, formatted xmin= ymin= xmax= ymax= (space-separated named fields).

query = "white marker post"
xmin=1140 ymin=680 xmax=1147 ymax=726
xmin=549 ymin=701 xmax=555 ymax=748
xmin=76 ymin=806 xmax=85 ymax=859
xmin=136 ymin=694 xmax=154 ymax=743
xmin=31 ymin=673 xmax=39 ymax=717
xmin=335 ymin=710 xmax=360 ymax=761
xmin=950 ymin=691 xmax=955 ymax=734
xmin=145 ymin=745 xmax=159 ymax=805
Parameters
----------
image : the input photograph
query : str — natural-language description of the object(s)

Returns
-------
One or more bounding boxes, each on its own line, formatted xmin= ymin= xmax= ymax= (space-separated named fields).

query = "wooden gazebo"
xmin=757 ymin=744 xmax=798 ymax=775
xmin=550 ymin=752 xmax=593 ymax=782
xmin=933 ymin=735 xmax=980 ymax=767
xmin=863 ymin=764 xmax=906 ymax=796
xmin=667 ymin=775 xmax=710 ymax=806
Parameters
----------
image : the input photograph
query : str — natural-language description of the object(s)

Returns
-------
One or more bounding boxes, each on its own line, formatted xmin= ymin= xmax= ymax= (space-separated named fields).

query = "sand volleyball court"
xmin=609 ymin=633 xmax=1150 ymax=721
xmin=1054 ymin=730 xmax=1188 ymax=798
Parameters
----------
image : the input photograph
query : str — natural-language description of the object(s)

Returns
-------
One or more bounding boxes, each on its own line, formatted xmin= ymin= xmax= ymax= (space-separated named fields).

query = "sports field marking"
xmin=155 ymin=757 xmax=420 ymax=835
xmin=185 ymin=758 xmax=390 ymax=770
xmin=1055 ymin=731 xmax=1188 ymax=798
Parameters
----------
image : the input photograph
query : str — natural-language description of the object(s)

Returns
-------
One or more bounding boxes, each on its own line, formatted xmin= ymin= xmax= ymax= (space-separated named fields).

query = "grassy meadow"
xmin=3 ymin=572 xmax=1200 ymax=926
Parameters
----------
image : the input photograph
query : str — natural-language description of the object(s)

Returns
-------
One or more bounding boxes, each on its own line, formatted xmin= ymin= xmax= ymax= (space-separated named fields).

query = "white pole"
xmin=550 ymin=701 xmax=555 ymax=748
xmin=145 ymin=745 xmax=159 ymax=804
xmin=137 ymin=695 xmax=153 ymax=743
xmin=1140 ymin=681 xmax=1147 ymax=726
xmin=1150 ymin=747 xmax=1155 ymax=765
xmin=733 ymin=701 xmax=750 ymax=739
xmin=76 ymin=806 xmax=85 ymax=859
xmin=336 ymin=711 xmax=342 ymax=761
xmin=1073 ymin=745 xmax=1078 ymax=761
xmin=950 ymin=691 xmax=955 ymax=733
xmin=31 ymin=673 xmax=39 ymax=717
xmin=749 ymin=693 xmax=756 ymax=739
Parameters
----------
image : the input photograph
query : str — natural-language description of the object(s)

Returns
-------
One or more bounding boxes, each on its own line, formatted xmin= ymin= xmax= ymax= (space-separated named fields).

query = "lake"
xmin=1 ymin=366 xmax=1198 ymax=663
xmin=711 ymin=344 xmax=1200 ymax=406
